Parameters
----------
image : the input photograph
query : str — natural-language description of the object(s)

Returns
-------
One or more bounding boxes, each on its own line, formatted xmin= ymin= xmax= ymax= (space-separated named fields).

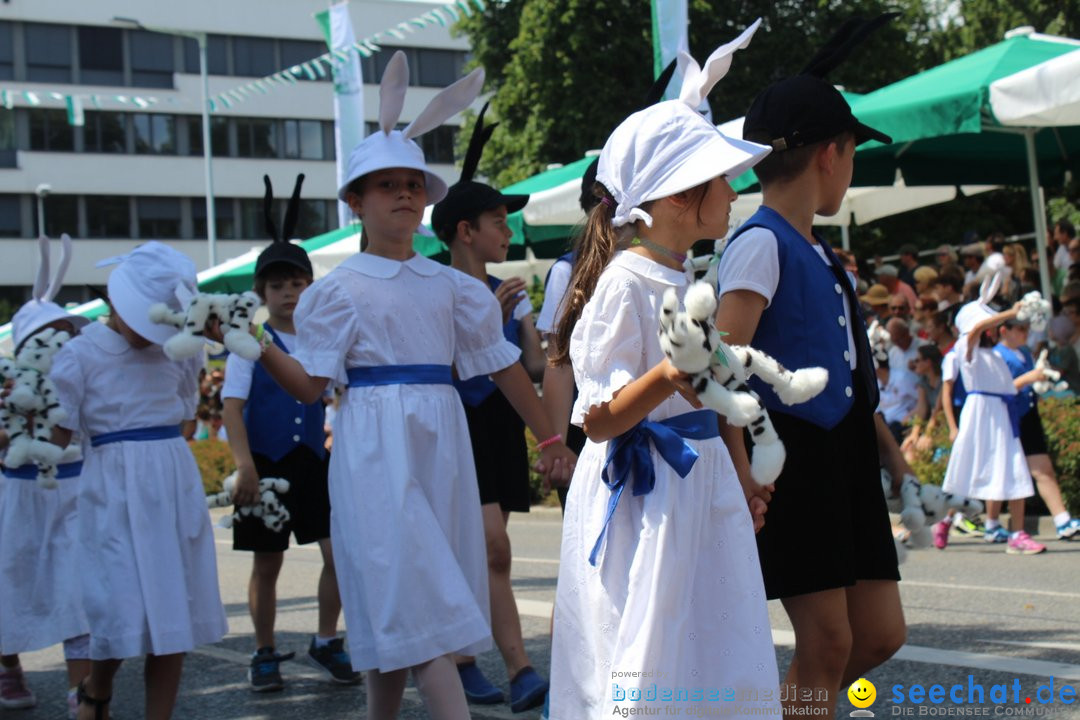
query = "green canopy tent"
xmin=846 ymin=29 xmax=1080 ymax=298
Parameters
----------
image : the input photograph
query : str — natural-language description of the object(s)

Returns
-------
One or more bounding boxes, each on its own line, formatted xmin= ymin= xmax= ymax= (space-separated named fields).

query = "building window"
xmin=183 ymin=35 xmax=229 ymax=75
xmin=0 ymin=109 xmax=14 ymax=167
xmin=187 ymin=116 xmax=229 ymax=156
xmin=130 ymin=30 xmax=175 ymax=88
xmin=280 ymin=39 xmax=327 ymax=82
xmin=283 ymin=119 xmax=324 ymax=160
xmin=239 ymin=198 xmax=267 ymax=238
xmin=293 ymin=199 xmax=332 ymax=238
xmin=134 ymin=113 xmax=177 ymax=154
xmin=232 ymin=36 xmax=276 ymax=77
xmin=416 ymin=49 xmax=464 ymax=88
xmin=418 ymin=125 xmax=458 ymax=164
xmin=0 ymin=22 xmax=13 ymax=80
xmin=0 ymin=195 xmax=20 ymax=237
xmin=82 ymin=112 xmax=127 ymax=153
xmin=237 ymin=118 xmax=277 ymax=158
xmin=33 ymin=195 xmax=78 ymax=237
xmin=192 ymin=197 xmax=237 ymax=239
xmin=26 ymin=23 xmax=73 ymax=83
xmin=28 ymin=109 xmax=75 ymax=152
xmin=137 ymin=197 xmax=181 ymax=239
xmin=85 ymin=195 xmax=131 ymax=237
xmin=78 ymin=26 xmax=124 ymax=86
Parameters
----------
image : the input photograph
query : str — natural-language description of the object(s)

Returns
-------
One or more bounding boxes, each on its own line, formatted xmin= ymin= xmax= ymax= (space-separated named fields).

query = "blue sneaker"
xmin=510 ymin=666 xmax=549 ymax=713
xmin=984 ymin=526 xmax=1010 ymax=543
xmin=1057 ymin=517 xmax=1080 ymax=540
xmin=248 ymin=647 xmax=294 ymax=693
xmin=306 ymin=637 xmax=361 ymax=685
xmin=458 ymin=663 xmax=503 ymax=704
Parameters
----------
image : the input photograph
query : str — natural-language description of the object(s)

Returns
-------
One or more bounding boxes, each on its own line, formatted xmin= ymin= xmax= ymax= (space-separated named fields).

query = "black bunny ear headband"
xmin=255 ymin=174 xmax=314 ymax=278
xmin=743 ymin=13 xmax=897 ymax=152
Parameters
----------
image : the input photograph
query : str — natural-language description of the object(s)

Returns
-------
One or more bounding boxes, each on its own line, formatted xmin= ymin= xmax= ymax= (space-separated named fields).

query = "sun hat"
xmin=598 ymin=20 xmax=771 ymax=228
xmin=859 ymin=283 xmax=891 ymax=306
xmin=337 ymin=51 xmax=484 ymax=206
xmin=12 ymin=234 xmax=90 ymax=351
xmin=96 ymin=241 xmax=197 ymax=346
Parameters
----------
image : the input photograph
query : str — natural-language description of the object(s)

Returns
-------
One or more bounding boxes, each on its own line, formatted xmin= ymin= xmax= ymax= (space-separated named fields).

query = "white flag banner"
xmin=318 ymin=3 xmax=366 ymax=228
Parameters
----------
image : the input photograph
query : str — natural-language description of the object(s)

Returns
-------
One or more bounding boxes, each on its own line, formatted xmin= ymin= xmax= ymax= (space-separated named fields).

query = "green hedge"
xmin=908 ymin=397 xmax=1080 ymax=515
xmin=191 ymin=438 xmax=236 ymax=495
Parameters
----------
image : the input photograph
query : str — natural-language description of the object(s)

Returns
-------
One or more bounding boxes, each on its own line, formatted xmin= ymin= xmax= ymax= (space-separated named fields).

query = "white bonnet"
xmin=12 ymin=234 xmax=89 ymax=351
xmin=97 ymin=242 xmax=197 ymax=346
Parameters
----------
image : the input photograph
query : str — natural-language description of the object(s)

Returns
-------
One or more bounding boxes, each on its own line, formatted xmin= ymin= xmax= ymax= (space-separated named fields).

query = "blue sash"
xmin=90 ymin=425 xmax=182 ymax=448
xmin=589 ymin=409 xmax=720 ymax=566
xmin=3 ymin=461 xmax=83 ymax=480
xmin=968 ymin=391 xmax=1021 ymax=438
xmin=347 ymin=364 xmax=453 ymax=387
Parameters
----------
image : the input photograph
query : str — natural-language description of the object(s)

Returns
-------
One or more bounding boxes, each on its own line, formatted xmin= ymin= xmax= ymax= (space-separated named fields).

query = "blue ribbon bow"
xmin=589 ymin=410 xmax=719 ymax=566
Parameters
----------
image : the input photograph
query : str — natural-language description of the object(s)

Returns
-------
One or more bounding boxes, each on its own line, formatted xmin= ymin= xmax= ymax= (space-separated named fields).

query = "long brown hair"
xmin=551 ymin=184 xmax=620 ymax=367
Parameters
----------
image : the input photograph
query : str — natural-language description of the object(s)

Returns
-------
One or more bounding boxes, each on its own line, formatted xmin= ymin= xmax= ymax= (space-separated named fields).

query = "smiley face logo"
xmin=848 ymin=678 xmax=876 ymax=709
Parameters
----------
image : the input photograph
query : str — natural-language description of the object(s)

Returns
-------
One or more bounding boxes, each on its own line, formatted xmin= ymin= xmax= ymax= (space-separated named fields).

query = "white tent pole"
xmin=841 ymin=224 xmax=851 ymax=251
xmin=1023 ymin=129 xmax=1054 ymax=300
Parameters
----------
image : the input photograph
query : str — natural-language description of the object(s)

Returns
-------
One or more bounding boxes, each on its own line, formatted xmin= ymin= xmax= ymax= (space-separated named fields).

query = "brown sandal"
xmin=76 ymin=680 xmax=111 ymax=720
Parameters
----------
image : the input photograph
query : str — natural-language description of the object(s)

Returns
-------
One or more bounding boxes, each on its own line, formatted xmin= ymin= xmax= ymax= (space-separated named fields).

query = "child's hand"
xmin=232 ymin=464 xmax=260 ymax=506
xmin=535 ymin=442 xmax=577 ymax=487
xmin=748 ymin=494 xmax=767 ymax=533
xmin=948 ymin=426 xmax=958 ymax=443
xmin=659 ymin=358 xmax=702 ymax=409
xmin=494 ymin=277 xmax=528 ymax=325
xmin=204 ymin=317 xmax=226 ymax=344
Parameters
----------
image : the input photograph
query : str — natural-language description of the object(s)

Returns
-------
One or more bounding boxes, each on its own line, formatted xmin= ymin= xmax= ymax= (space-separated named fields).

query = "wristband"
xmin=536 ymin=433 xmax=563 ymax=451
xmin=254 ymin=325 xmax=273 ymax=355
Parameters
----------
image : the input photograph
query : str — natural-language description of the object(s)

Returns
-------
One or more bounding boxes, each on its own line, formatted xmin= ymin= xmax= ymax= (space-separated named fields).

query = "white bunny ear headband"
xmin=596 ymin=20 xmax=771 ymax=229
xmin=337 ymin=51 xmax=485 ymax=205
xmin=12 ymin=234 xmax=90 ymax=351
xmin=954 ymin=271 xmax=1003 ymax=336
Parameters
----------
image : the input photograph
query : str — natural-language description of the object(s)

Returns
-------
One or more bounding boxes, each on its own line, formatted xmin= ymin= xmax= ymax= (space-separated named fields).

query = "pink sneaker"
xmin=933 ymin=520 xmax=950 ymax=550
xmin=0 ymin=665 xmax=37 ymax=709
xmin=1006 ymin=531 xmax=1047 ymax=555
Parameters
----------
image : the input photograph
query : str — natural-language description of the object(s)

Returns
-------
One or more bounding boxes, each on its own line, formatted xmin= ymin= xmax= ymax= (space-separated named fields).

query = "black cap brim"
xmin=254 ymin=242 xmax=313 ymax=278
xmin=851 ymin=118 xmax=891 ymax=146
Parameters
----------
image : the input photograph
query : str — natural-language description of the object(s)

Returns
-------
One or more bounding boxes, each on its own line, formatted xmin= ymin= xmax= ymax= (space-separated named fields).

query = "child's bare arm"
xmin=518 ymin=315 xmax=546 ymax=383
xmin=222 ymin=397 xmax=261 ymax=506
xmin=492 ymin=362 xmax=577 ymax=484
xmin=577 ymin=359 xmax=700 ymax=443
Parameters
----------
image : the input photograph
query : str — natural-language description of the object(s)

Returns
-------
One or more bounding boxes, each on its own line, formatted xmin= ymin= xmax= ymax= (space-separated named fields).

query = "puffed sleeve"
xmin=452 ymin=271 xmax=521 ymax=380
xmin=49 ymin=342 xmax=84 ymax=433
xmin=177 ymin=355 xmax=202 ymax=421
xmin=569 ymin=273 xmax=650 ymax=425
xmin=292 ymin=276 xmax=357 ymax=386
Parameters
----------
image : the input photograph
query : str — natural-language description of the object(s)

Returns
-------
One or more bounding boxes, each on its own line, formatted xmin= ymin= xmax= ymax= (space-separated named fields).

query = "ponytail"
xmin=551 ymin=184 xmax=621 ymax=367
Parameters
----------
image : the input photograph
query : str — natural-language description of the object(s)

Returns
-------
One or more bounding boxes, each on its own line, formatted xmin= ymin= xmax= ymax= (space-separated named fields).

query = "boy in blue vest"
xmin=713 ymin=16 xmax=905 ymax=719
xmin=221 ymin=232 xmax=360 ymax=692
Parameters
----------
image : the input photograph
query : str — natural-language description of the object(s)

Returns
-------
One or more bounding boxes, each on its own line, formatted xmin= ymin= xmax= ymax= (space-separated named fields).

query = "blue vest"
xmin=454 ymin=276 xmax=524 ymax=407
xmin=994 ymin=342 xmax=1036 ymax=417
xmin=723 ymin=207 xmax=878 ymax=430
xmin=243 ymin=324 xmax=326 ymax=462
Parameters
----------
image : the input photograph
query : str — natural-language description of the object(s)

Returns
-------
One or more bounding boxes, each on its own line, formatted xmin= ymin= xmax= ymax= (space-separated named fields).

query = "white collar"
xmin=83 ymin=320 xmax=132 ymax=356
xmin=611 ymin=250 xmax=688 ymax=287
xmin=338 ymin=252 xmax=443 ymax=279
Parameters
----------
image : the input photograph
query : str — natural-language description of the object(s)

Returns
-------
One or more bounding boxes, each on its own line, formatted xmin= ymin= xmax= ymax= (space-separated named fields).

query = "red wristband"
xmin=536 ymin=433 xmax=563 ymax=450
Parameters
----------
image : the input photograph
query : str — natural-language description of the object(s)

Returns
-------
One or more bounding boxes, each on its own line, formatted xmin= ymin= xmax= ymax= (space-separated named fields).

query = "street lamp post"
xmin=35 ymin=183 xmax=51 ymax=236
xmin=113 ymin=17 xmax=217 ymax=267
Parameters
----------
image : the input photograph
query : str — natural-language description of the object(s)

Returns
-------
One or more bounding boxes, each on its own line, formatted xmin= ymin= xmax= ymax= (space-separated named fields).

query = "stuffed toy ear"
xmin=33 ymin=235 xmax=51 ymax=301
xmin=379 ymin=50 xmax=409 ymax=134
xmin=282 ymin=174 xmax=305 ymax=240
xmin=263 ymin=175 xmax=279 ymax=242
xmin=403 ymin=67 xmax=485 ymax=141
xmin=46 ymin=234 xmax=73 ymax=303
xmin=979 ymin=271 xmax=1002 ymax=305
xmin=677 ymin=18 xmax=761 ymax=110
xmin=800 ymin=13 xmax=897 ymax=79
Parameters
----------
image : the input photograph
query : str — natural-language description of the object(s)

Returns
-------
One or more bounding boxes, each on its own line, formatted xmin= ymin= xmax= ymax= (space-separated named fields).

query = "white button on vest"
xmin=294 ymin=417 xmax=302 ymax=424
xmin=292 ymin=434 xmax=301 ymax=442
xmin=844 ymin=351 xmax=851 ymax=361
xmin=834 ymin=283 xmax=842 ymax=294
xmin=845 ymin=386 xmax=853 ymax=398
xmin=838 ymin=316 xmax=847 ymax=327
xmin=296 ymin=400 xmax=302 ymax=405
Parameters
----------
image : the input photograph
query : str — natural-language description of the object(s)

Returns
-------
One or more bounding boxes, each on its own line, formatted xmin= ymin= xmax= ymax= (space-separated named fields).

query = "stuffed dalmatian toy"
xmin=1 ymin=328 xmax=72 ymax=488
xmin=1032 ymin=348 xmax=1069 ymax=395
xmin=882 ymin=470 xmax=983 ymax=551
xmin=1015 ymin=290 xmax=1052 ymax=331
xmin=149 ymin=291 xmax=262 ymax=362
xmin=658 ymin=281 xmax=829 ymax=486
xmin=866 ymin=319 xmax=892 ymax=366
xmin=206 ymin=471 xmax=291 ymax=532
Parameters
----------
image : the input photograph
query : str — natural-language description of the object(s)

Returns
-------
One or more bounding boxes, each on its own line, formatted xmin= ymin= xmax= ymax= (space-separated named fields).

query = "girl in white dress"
xmin=50 ymin=241 xmax=228 ymax=720
xmin=547 ymin=24 xmax=782 ymax=720
xmin=941 ymin=274 xmax=1047 ymax=554
xmin=0 ymin=235 xmax=90 ymax=716
xmin=226 ymin=52 xmax=575 ymax=720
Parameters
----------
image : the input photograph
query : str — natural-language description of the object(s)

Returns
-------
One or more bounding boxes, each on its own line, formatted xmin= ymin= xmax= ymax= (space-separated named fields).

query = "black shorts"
xmin=1019 ymin=404 xmax=1048 ymax=456
xmin=464 ymin=389 xmax=530 ymax=513
xmin=232 ymin=445 xmax=331 ymax=553
xmin=556 ymin=424 xmax=588 ymax=513
xmin=753 ymin=376 xmax=900 ymax=600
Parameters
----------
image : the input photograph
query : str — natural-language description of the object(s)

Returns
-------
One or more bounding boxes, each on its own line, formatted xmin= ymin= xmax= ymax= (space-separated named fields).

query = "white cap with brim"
xmin=336 ymin=49 xmax=483 ymax=208
xmin=13 ymin=234 xmax=90 ymax=351
xmin=596 ymin=19 xmax=769 ymax=228
xmin=97 ymin=241 xmax=197 ymax=347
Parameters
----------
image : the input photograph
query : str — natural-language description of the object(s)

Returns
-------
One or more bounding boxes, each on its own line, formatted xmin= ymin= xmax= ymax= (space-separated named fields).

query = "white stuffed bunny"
xmin=207 ymin=471 xmax=291 ymax=532
xmin=658 ymin=281 xmax=829 ymax=485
